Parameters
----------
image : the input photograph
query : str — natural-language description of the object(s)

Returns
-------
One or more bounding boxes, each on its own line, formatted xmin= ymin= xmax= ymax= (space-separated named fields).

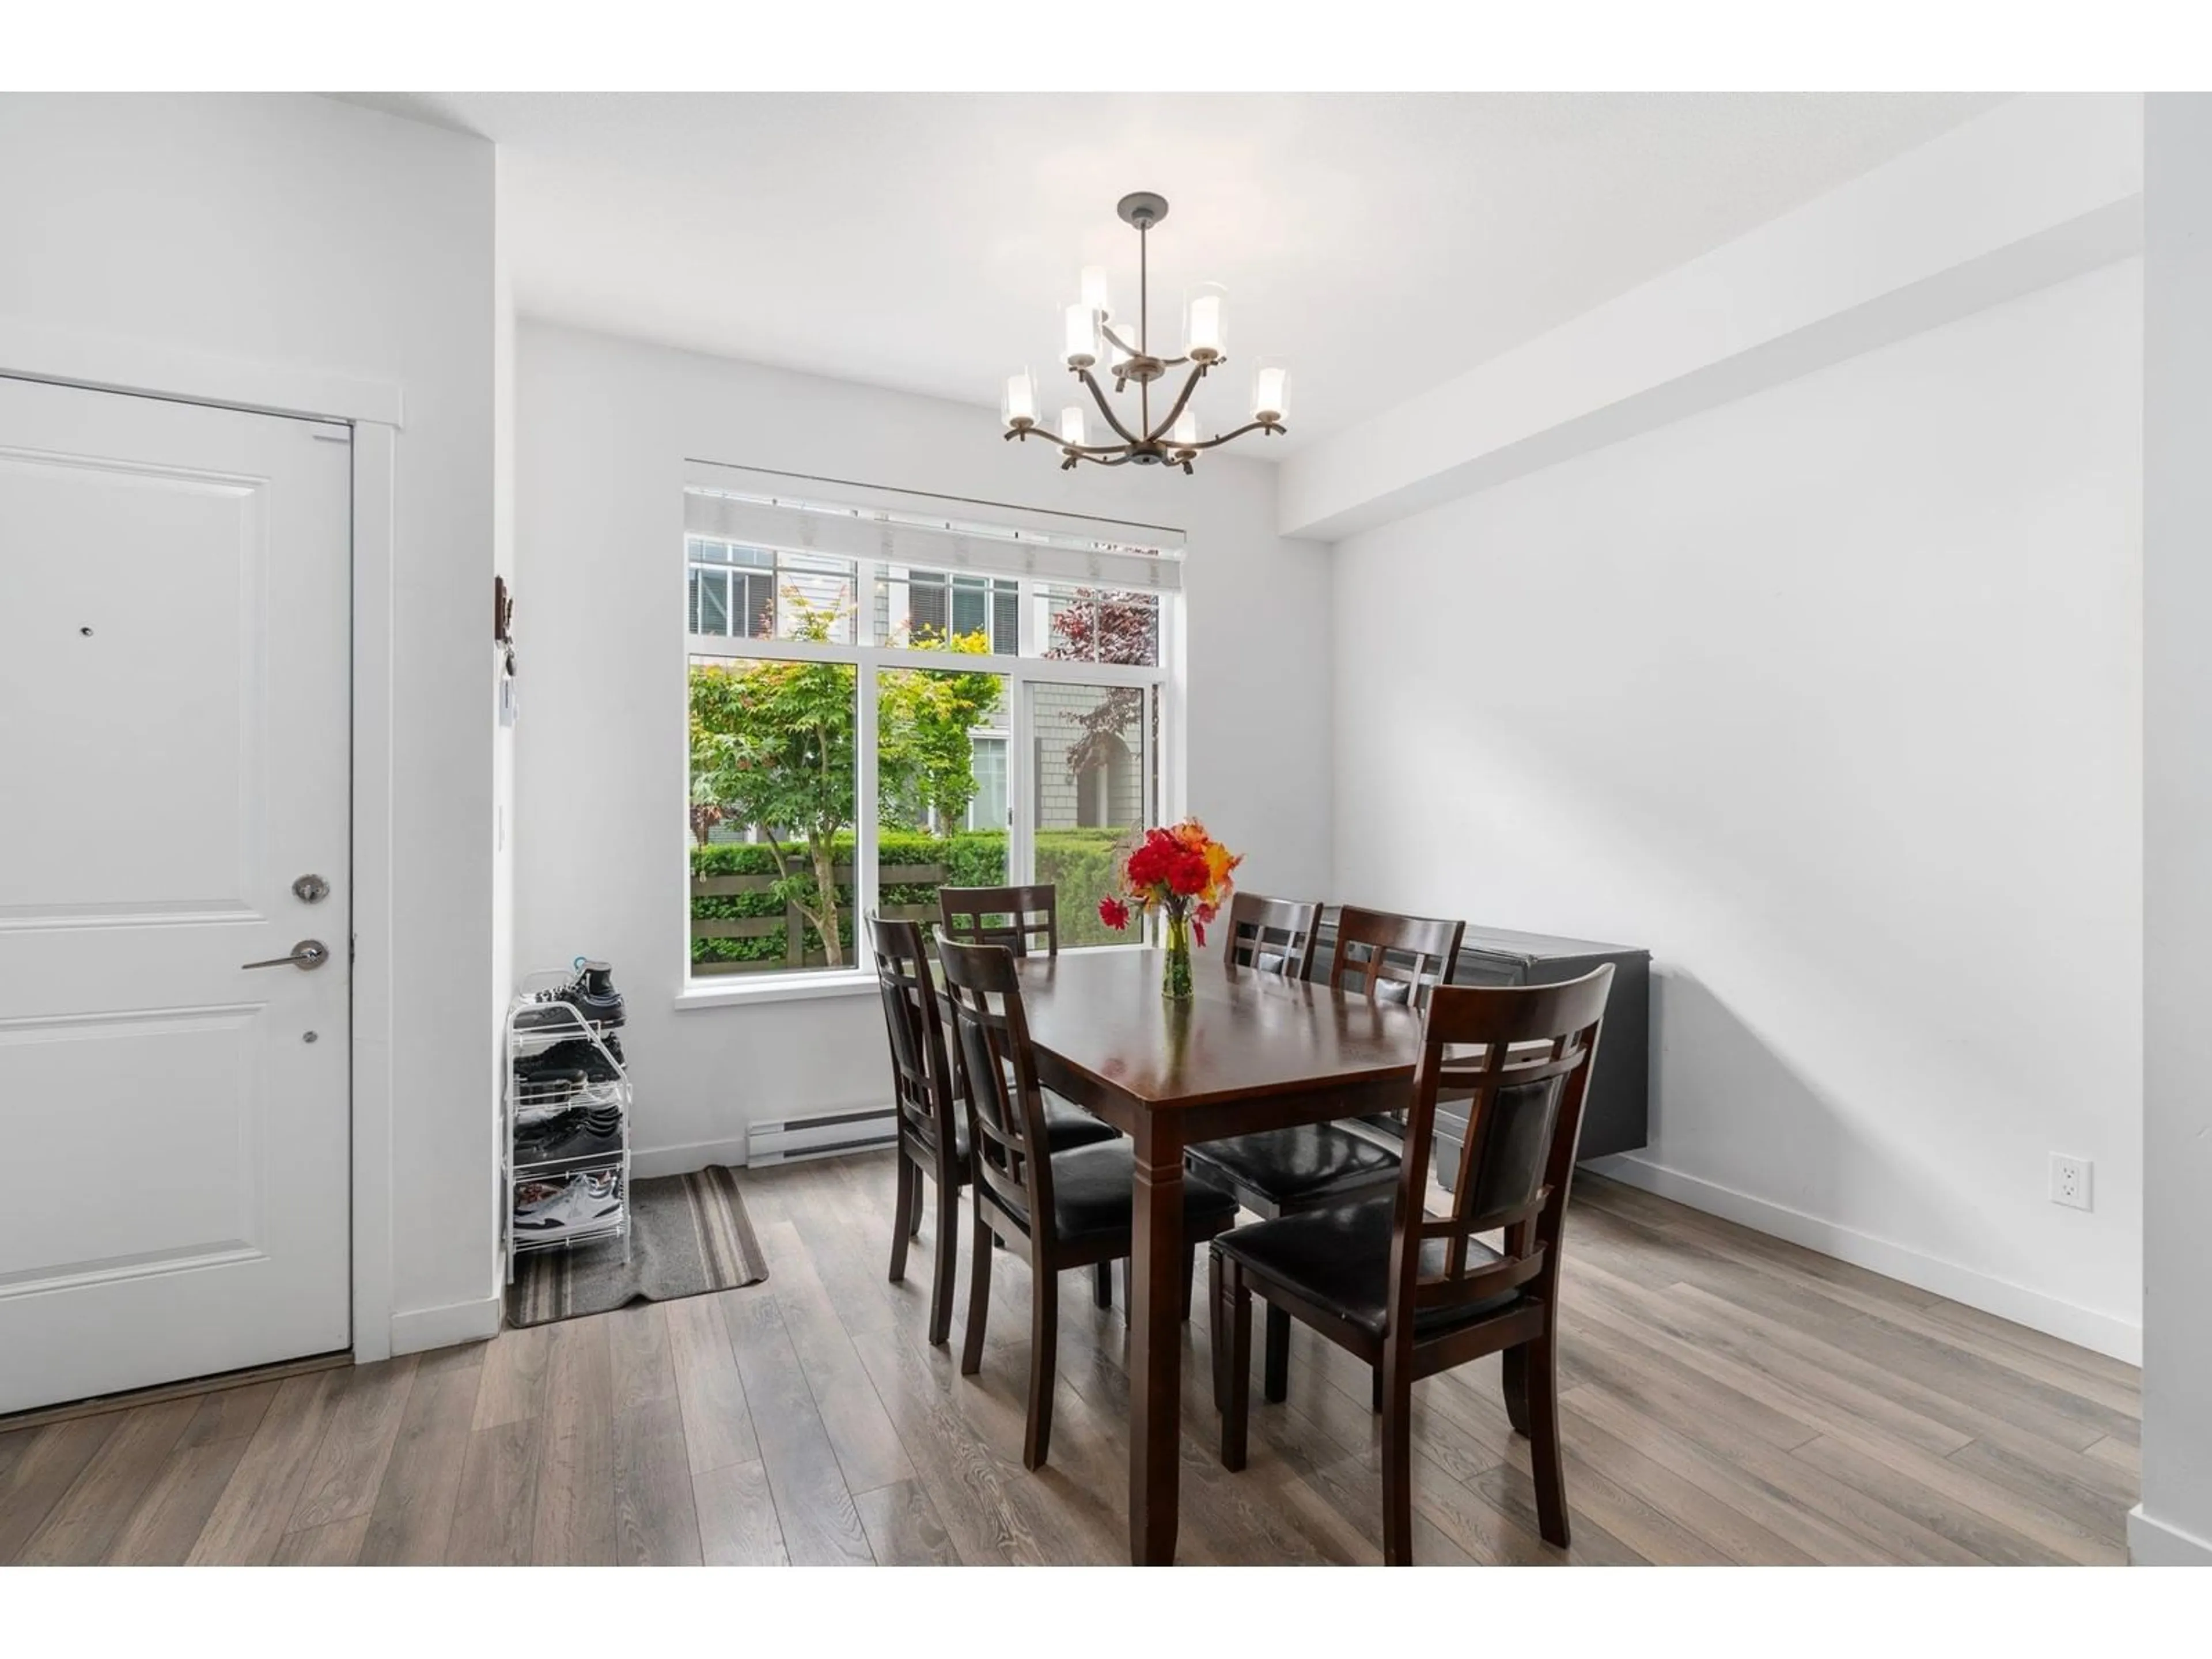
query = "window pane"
xmin=950 ymin=576 xmax=987 ymax=639
xmin=736 ymin=571 xmax=774 ymax=639
xmin=688 ymin=656 xmax=860 ymax=977
xmin=697 ymin=567 xmax=730 ymax=635
xmin=905 ymin=572 xmax=949 ymax=643
xmin=1029 ymin=680 xmax=1153 ymax=946
xmin=1039 ymin=584 xmax=1160 ymax=668
xmin=872 ymin=566 xmax=1024 ymax=654
xmin=772 ymin=552 xmax=858 ymax=643
xmin=876 ymin=662 xmax=1009 ymax=930
xmin=968 ymin=736 xmax=1008 ymax=832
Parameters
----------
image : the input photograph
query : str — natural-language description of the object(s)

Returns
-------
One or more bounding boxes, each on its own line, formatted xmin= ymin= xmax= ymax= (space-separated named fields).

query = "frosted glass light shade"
xmin=1251 ymin=359 xmax=1290 ymax=425
xmin=1171 ymin=410 xmax=1199 ymax=448
xmin=1063 ymin=302 xmax=1100 ymax=368
xmin=1002 ymin=370 xmax=1037 ymax=428
xmin=1106 ymin=317 xmax=1138 ymax=371
xmin=1059 ymin=404 xmax=1088 ymax=447
xmin=1184 ymin=283 xmax=1227 ymax=361
xmin=1081 ymin=264 xmax=1112 ymax=318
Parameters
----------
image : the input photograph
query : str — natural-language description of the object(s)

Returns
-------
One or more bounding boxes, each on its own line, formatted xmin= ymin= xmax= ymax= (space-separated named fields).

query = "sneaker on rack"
xmin=514 ymin=960 xmax=626 ymax=1031
xmin=574 ymin=1170 xmax=625 ymax=1227
xmin=519 ymin=1107 xmax=623 ymax=1168
xmin=513 ymin=1086 xmax=578 ymax=1130
xmin=514 ymin=1037 xmax=621 ymax=1087
xmin=514 ymin=1107 xmax=586 ymax=1167
xmin=513 ymin=1179 xmax=578 ymax=1235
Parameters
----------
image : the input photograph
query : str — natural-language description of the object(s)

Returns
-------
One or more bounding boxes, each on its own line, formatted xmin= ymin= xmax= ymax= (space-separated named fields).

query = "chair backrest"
xmin=1328 ymin=905 xmax=1465 ymax=1008
xmin=1224 ymin=892 xmax=1321 ymax=980
xmin=866 ymin=913 xmax=958 ymax=1161
xmin=1385 ymin=966 xmax=1615 ymax=1340
xmin=938 ymin=883 xmax=1059 ymax=959
xmin=935 ymin=930 xmax=1055 ymax=1234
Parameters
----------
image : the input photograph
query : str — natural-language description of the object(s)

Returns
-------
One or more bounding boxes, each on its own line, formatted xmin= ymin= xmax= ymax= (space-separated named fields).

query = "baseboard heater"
xmin=746 ymin=1103 xmax=898 ymax=1166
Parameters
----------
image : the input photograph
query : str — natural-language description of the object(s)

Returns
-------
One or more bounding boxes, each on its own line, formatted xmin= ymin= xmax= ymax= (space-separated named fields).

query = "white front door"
xmin=0 ymin=376 xmax=353 ymax=1415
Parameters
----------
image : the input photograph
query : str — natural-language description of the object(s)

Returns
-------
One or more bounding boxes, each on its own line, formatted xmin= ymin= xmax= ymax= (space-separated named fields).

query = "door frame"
xmin=0 ymin=324 xmax=406 ymax=1363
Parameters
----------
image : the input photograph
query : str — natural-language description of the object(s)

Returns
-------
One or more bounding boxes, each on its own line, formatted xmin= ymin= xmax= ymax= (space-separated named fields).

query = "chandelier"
xmin=1001 ymin=191 xmax=1290 ymax=473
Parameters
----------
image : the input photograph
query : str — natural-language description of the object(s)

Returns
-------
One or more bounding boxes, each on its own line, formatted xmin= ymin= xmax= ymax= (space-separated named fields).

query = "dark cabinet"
xmin=1313 ymin=916 xmax=1651 ymax=1177
xmin=1443 ymin=925 xmax=1650 ymax=1166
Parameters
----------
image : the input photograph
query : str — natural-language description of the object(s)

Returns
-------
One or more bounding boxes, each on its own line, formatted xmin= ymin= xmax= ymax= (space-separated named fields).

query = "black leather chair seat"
xmin=946 ymin=1094 xmax=1118 ymax=1165
xmin=1043 ymin=1093 xmax=1122 ymax=1149
xmin=1213 ymin=1197 xmax=1526 ymax=1339
xmin=1184 ymin=1123 xmax=1401 ymax=1209
xmin=986 ymin=1140 xmax=1238 ymax=1243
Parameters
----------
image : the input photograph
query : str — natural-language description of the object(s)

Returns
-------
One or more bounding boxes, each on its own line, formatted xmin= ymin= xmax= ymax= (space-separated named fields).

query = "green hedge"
xmin=690 ymin=827 xmax=1132 ymax=964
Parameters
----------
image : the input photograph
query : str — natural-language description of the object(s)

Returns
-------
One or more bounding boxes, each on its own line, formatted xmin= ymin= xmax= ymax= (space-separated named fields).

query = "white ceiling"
xmin=339 ymin=91 xmax=2008 ymax=453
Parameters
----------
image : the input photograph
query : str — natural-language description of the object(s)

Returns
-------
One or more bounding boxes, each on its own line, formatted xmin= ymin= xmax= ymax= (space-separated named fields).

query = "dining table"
xmin=1010 ymin=945 xmax=1427 ymax=1566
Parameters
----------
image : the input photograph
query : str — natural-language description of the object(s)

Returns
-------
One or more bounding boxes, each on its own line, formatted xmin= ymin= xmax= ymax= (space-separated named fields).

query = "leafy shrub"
xmin=689 ymin=827 xmax=1135 ymax=964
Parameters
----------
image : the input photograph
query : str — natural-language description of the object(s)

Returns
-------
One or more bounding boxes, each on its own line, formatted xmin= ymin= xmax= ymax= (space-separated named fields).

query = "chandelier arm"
xmin=1145 ymin=361 xmax=1212 ymax=444
xmin=1074 ymin=369 xmax=1146 ymax=446
xmin=1097 ymin=321 xmax=1195 ymax=371
xmin=1176 ymin=418 xmax=1286 ymax=452
xmin=1052 ymin=435 xmax=1147 ymax=458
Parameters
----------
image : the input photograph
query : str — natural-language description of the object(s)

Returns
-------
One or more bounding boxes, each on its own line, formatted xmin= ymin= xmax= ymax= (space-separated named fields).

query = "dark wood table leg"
xmin=1127 ymin=1112 xmax=1185 ymax=1565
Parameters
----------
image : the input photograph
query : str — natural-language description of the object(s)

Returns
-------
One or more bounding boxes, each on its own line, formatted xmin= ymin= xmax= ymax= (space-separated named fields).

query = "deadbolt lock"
xmin=293 ymin=874 xmax=330 ymax=904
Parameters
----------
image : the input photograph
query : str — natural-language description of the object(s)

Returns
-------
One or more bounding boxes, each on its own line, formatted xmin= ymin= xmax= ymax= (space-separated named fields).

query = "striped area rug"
xmin=505 ymin=1164 xmax=768 ymax=1329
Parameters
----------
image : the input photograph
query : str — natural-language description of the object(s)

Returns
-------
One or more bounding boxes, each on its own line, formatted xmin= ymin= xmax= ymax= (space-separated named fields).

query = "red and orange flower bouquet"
xmin=1096 ymin=818 xmax=1243 ymax=999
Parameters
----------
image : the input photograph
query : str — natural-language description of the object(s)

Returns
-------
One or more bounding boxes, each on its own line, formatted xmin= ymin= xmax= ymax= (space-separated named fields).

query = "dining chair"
xmin=1211 ymin=964 xmax=1615 ymax=1563
xmin=866 ymin=914 xmax=1116 ymax=1347
xmin=937 ymin=930 xmax=1239 ymax=1470
xmin=937 ymin=883 xmax=1059 ymax=957
xmin=1221 ymin=889 xmax=1321 ymax=979
xmin=1186 ymin=902 xmax=1468 ymax=1406
xmin=937 ymin=882 xmax=1131 ymax=1309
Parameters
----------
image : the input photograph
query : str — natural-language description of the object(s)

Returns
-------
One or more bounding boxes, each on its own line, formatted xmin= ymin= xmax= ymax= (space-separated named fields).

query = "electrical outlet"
xmin=2050 ymin=1153 xmax=2093 ymax=1212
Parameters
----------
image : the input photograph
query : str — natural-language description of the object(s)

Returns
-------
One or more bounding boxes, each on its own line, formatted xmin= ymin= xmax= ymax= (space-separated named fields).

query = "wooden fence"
xmin=691 ymin=861 xmax=946 ymax=974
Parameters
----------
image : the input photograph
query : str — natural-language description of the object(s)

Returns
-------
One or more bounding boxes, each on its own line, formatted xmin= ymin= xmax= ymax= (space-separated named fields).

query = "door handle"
xmin=243 ymin=940 xmax=330 ymax=971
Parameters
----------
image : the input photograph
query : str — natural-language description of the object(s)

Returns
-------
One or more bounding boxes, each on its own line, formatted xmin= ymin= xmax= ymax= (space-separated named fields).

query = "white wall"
xmin=514 ymin=320 xmax=1332 ymax=1168
xmin=1330 ymin=261 xmax=2143 ymax=1359
xmin=1282 ymin=94 xmax=2142 ymax=541
xmin=2136 ymin=92 xmax=2212 ymax=1566
xmin=493 ymin=152 xmax=519 ymax=1273
xmin=0 ymin=93 xmax=498 ymax=1350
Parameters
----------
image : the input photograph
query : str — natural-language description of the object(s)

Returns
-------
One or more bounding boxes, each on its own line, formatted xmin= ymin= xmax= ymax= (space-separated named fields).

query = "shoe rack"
xmin=503 ymin=968 xmax=633 ymax=1280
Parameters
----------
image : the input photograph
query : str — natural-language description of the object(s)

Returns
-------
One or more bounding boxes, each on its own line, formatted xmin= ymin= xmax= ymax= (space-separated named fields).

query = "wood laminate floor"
xmin=0 ymin=1158 xmax=2139 ymax=1566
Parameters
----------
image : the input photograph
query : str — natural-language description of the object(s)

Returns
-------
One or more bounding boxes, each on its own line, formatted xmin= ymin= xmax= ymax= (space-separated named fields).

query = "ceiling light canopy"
xmin=1002 ymin=192 xmax=1289 ymax=474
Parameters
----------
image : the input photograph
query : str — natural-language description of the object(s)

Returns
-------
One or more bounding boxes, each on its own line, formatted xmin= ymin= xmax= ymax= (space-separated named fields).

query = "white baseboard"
xmin=1582 ymin=1153 xmax=2142 ymax=1365
xmin=388 ymin=1291 xmax=503 ymax=1355
xmin=2129 ymin=1505 xmax=2212 ymax=1565
xmin=630 ymin=1135 xmax=755 ymax=1180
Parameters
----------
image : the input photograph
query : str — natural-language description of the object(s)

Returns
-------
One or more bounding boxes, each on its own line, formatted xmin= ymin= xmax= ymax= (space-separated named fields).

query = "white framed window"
xmin=683 ymin=476 xmax=1183 ymax=997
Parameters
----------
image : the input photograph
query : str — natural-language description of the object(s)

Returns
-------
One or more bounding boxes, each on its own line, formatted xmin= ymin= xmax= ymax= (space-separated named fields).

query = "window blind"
xmin=683 ymin=485 xmax=1184 ymax=593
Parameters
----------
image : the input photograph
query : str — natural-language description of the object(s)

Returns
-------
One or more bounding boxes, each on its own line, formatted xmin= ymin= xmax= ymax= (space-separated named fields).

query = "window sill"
xmin=675 ymin=971 xmax=877 ymax=1010
xmin=673 ymin=943 xmax=1156 ymax=1010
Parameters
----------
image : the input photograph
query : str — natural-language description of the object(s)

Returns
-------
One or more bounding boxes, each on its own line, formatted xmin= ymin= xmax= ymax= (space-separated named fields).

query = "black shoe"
xmin=514 ymin=1106 xmax=584 ymax=1165
xmin=517 ymin=1106 xmax=623 ymax=1168
xmin=515 ymin=960 xmax=626 ymax=1031
xmin=514 ymin=1037 xmax=622 ymax=1089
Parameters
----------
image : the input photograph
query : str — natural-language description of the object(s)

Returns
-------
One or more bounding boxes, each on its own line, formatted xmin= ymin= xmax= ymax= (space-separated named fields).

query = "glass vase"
xmin=1162 ymin=908 xmax=1195 ymax=1001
